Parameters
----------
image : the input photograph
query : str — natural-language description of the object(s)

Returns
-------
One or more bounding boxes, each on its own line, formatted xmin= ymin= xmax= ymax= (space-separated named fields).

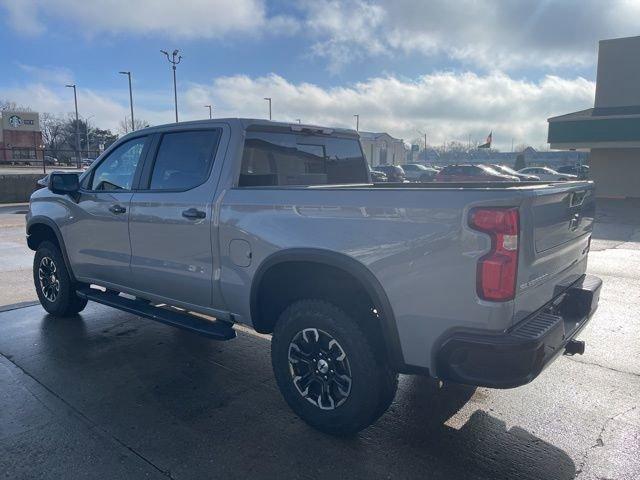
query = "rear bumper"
xmin=436 ymin=275 xmax=602 ymax=389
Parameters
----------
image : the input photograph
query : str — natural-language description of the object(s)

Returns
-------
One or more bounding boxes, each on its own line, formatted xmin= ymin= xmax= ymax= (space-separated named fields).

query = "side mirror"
xmin=49 ymin=172 xmax=80 ymax=197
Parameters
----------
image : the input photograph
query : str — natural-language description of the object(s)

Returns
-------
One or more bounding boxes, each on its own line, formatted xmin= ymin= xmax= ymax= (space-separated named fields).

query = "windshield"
xmin=479 ymin=165 xmax=503 ymax=175
xmin=495 ymin=165 xmax=518 ymax=175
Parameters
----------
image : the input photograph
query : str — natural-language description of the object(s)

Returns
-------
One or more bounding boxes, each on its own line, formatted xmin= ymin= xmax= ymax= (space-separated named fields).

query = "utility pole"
xmin=354 ymin=114 xmax=359 ymax=131
xmin=65 ymin=84 xmax=81 ymax=168
xmin=161 ymin=49 xmax=182 ymax=122
xmin=204 ymin=105 xmax=212 ymax=119
xmin=119 ymin=71 xmax=135 ymax=131
xmin=264 ymin=97 xmax=272 ymax=120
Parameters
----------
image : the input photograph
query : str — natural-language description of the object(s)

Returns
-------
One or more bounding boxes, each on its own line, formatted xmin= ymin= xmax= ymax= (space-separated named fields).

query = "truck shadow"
xmin=368 ymin=376 xmax=576 ymax=479
xmin=28 ymin=308 xmax=577 ymax=480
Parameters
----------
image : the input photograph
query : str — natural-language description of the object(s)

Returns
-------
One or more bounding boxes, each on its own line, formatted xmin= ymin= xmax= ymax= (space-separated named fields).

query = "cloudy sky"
xmin=0 ymin=0 xmax=637 ymax=149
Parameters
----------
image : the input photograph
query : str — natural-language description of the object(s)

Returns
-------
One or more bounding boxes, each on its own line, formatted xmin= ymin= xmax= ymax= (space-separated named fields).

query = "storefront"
xmin=0 ymin=111 xmax=44 ymax=163
xmin=548 ymin=36 xmax=640 ymax=199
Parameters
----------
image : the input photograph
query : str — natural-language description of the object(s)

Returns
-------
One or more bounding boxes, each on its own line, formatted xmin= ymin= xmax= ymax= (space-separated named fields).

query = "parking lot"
xmin=0 ymin=201 xmax=639 ymax=480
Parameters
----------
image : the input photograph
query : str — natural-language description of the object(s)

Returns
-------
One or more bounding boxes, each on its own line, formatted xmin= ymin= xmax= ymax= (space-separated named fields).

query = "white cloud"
xmin=0 ymin=0 xmax=44 ymax=35
xmin=4 ymin=0 xmax=637 ymax=72
xmin=0 ymin=0 xmax=289 ymax=39
xmin=2 ymin=70 xmax=595 ymax=149
xmin=18 ymin=64 xmax=74 ymax=85
xmin=303 ymin=0 xmax=387 ymax=73
xmin=187 ymin=71 xmax=595 ymax=149
xmin=301 ymin=0 xmax=640 ymax=71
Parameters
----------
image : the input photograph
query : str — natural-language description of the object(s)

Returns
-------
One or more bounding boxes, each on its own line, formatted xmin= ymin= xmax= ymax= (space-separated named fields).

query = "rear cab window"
xmin=147 ymin=130 xmax=221 ymax=191
xmin=238 ymin=130 xmax=368 ymax=187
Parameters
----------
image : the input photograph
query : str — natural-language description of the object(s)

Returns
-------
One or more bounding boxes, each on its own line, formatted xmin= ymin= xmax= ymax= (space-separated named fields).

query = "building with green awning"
xmin=548 ymin=36 xmax=640 ymax=198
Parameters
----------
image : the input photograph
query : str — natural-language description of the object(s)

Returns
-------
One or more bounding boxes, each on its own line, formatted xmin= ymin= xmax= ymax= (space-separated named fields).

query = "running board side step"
xmin=76 ymin=288 xmax=236 ymax=341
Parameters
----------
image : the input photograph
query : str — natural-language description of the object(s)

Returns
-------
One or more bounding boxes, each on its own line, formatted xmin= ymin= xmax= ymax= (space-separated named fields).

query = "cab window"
xmin=89 ymin=137 xmax=146 ymax=191
xmin=148 ymin=130 xmax=221 ymax=191
xmin=239 ymin=131 xmax=368 ymax=187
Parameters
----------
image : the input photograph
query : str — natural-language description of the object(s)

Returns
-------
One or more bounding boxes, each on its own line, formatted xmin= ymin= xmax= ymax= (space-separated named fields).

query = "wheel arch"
xmin=26 ymin=216 xmax=77 ymax=282
xmin=250 ymin=248 xmax=406 ymax=370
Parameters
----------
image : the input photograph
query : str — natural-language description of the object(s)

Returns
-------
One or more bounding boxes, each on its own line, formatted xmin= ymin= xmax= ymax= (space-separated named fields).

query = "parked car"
xmin=557 ymin=165 xmax=589 ymax=179
xmin=434 ymin=164 xmax=519 ymax=182
xmin=368 ymin=164 xmax=388 ymax=183
xmin=519 ymin=166 xmax=578 ymax=181
xmin=27 ymin=118 xmax=601 ymax=436
xmin=44 ymin=155 xmax=59 ymax=166
xmin=400 ymin=163 xmax=439 ymax=182
xmin=81 ymin=158 xmax=97 ymax=169
xmin=491 ymin=164 xmax=539 ymax=181
xmin=375 ymin=164 xmax=406 ymax=182
xmin=10 ymin=159 xmax=33 ymax=166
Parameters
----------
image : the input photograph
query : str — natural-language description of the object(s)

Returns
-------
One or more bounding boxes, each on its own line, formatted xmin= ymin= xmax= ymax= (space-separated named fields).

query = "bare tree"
xmin=40 ymin=113 xmax=66 ymax=156
xmin=0 ymin=99 xmax=32 ymax=112
xmin=118 ymin=117 xmax=150 ymax=135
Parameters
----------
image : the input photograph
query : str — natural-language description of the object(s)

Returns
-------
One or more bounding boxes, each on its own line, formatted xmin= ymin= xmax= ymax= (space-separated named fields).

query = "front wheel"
xmin=271 ymin=299 xmax=398 ymax=436
xmin=33 ymin=241 xmax=87 ymax=316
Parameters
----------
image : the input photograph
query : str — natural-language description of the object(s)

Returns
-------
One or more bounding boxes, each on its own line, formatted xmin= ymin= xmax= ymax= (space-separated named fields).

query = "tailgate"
xmin=533 ymin=187 xmax=594 ymax=252
xmin=513 ymin=182 xmax=595 ymax=325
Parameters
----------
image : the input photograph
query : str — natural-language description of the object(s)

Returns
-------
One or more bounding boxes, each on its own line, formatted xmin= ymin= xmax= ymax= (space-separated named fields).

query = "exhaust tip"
xmin=564 ymin=340 xmax=585 ymax=356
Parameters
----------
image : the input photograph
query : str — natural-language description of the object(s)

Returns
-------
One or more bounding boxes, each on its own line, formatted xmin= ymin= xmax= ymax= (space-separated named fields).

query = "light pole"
xmin=264 ymin=97 xmax=271 ymax=120
xmin=119 ymin=71 xmax=135 ymax=131
xmin=85 ymin=115 xmax=95 ymax=160
xmin=354 ymin=114 xmax=359 ymax=131
xmin=161 ymin=49 xmax=182 ymax=123
xmin=204 ymin=105 xmax=212 ymax=119
xmin=65 ymin=84 xmax=81 ymax=168
xmin=417 ymin=129 xmax=427 ymax=160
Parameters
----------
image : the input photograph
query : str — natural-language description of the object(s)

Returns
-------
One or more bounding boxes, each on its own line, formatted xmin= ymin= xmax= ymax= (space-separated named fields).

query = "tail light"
xmin=469 ymin=207 xmax=520 ymax=301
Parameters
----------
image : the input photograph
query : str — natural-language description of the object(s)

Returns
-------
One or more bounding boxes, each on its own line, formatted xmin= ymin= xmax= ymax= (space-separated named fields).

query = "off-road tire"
xmin=33 ymin=241 xmax=87 ymax=316
xmin=271 ymin=299 xmax=398 ymax=436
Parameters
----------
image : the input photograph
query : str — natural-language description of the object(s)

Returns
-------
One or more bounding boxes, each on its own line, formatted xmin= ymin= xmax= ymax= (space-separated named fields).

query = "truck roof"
xmin=125 ymin=118 xmax=359 ymax=138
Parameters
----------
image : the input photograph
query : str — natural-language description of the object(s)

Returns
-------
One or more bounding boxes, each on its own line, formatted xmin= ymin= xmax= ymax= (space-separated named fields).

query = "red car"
xmin=434 ymin=164 xmax=519 ymax=182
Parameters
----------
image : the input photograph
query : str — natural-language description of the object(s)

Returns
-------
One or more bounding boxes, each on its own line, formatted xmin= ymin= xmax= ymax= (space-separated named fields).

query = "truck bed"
xmin=219 ymin=179 xmax=595 ymax=371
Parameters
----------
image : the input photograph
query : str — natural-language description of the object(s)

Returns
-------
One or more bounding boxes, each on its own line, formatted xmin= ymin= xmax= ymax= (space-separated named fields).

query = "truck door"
xmin=128 ymin=127 xmax=225 ymax=308
xmin=65 ymin=135 xmax=149 ymax=286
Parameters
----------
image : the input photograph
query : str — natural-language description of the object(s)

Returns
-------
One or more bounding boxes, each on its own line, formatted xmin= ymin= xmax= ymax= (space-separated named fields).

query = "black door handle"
xmin=182 ymin=208 xmax=206 ymax=219
xmin=109 ymin=204 xmax=126 ymax=215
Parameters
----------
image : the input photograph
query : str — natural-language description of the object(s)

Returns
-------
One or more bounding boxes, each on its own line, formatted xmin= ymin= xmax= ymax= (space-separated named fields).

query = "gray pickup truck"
xmin=26 ymin=119 xmax=602 ymax=435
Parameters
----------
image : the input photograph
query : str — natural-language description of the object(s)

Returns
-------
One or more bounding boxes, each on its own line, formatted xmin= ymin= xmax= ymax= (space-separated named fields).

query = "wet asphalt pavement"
xmin=0 ymin=200 xmax=639 ymax=479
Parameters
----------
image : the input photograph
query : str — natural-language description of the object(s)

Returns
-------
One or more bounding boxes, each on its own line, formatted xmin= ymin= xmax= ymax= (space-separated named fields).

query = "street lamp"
xmin=65 ymin=84 xmax=81 ymax=168
xmin=161 ymin=49 xmax=182 ymax=123
xmin=204 ymin=105 xmax=212 ymax=119
xmin=354 ymin=114 xmax=359 ymax=131
xmin=264 ymin=97 xmax=272 ymax=120
xmin=119 ymin=71 xmax=135 ymax=131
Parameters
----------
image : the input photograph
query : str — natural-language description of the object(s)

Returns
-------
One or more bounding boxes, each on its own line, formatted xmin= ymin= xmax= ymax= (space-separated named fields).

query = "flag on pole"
xmin=478 ymin=131 xmax=492 ymax=149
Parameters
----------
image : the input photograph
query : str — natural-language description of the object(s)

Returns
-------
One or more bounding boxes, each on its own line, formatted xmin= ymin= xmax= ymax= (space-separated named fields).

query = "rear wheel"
xmin=271 ymin=299 xmax=398 ymax=436
xmin=33 ymin=241 xmax=87 ymax=316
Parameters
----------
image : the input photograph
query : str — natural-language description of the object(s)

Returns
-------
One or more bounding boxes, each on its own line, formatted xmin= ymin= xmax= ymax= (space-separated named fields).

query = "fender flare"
xmin=250 ymin=248 xmax=407 ymax=371
xmin=27 ymin=216 xmax=77 ymax=282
